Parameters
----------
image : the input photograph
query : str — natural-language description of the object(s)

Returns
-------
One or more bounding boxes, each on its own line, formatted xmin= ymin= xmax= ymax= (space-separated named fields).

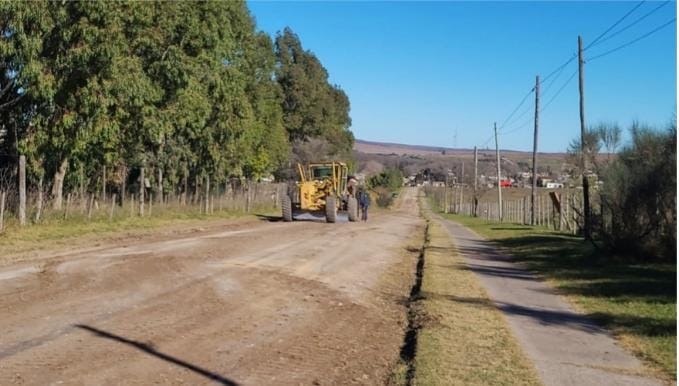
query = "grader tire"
xmin=325 ymin=196 xmax=337 ymax=223
xmin=282 ymin=195 xmax=293 ymax=222
xmin=348 ymin=197 xmax=358 ymax=222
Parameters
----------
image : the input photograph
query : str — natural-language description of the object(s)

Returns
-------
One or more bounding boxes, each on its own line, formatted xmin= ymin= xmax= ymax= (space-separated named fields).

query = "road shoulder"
xmin=436 ymin=214 xmax=665 ymax=386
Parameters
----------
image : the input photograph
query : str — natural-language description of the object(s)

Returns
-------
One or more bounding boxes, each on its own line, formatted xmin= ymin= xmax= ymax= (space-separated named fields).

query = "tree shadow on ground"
xmin=459 ymin=232 xmax=676 ymax=344
xmin=74 ymin=324 xmax=239 ymax=386
xmin=424 ymin=292 xmax=674 ymax=338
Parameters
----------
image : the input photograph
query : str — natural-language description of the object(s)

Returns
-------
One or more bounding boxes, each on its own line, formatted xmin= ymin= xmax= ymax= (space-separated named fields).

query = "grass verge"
xmin=407 ymin=217 xmax=540 ymax=385
xmin=0 ymin=208 xmax=264 ymax=258
xmin=441 ymin=213 xmax=676 ymax=382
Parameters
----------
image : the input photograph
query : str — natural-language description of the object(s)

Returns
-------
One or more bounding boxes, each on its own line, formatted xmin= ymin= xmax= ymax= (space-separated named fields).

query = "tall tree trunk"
xmin=51 ymin=158 xmax=68 ymax=210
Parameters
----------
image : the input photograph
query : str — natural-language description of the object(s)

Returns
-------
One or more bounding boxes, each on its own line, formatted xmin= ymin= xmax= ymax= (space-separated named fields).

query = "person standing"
xmin=359 ymin=188 xmax=371 ymax=222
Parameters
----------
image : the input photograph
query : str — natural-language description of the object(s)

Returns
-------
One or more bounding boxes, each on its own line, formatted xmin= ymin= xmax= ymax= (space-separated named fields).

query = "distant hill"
xmin=353 ymin=139 xmax=565 ymax=157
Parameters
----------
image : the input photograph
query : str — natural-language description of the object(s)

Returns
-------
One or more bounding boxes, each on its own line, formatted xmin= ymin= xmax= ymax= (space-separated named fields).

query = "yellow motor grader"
xmin=282 ymin=161 xmax=358 ymax=223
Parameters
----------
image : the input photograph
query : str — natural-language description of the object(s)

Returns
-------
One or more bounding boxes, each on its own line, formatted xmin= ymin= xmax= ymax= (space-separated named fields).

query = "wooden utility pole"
xmin=531 ymin=75 xmax=540 ymax=226
xmin=18 ymin=155 xmax=26 ymax=226
xmin=578 ymin=36 xmax=591 ymax=239
xmin=473 ymin=146 xmax=478 ymax=216
xmin=459 ymin=161 xmax=465 ymax=213
xmin=494 ymin=123 xmax=503 ymax=221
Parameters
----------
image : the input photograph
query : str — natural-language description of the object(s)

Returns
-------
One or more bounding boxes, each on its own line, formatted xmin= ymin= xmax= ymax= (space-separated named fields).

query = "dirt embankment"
xmin=0 ymin=188 xmax=424 ymax=385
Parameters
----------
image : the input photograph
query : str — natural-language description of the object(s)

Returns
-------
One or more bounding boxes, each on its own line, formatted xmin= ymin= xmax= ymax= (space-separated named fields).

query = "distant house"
xmin=545 ymin=182 xmax=564 ymax=189
xmin=538 ymin=178 xmax=552 ymax=187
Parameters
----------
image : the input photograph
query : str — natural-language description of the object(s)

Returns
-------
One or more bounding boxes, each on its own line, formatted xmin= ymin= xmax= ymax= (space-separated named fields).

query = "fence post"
xmin=86 ymin=194 xmax=93 ymax=219
xmin=205 ymin=176 xmax=210 ymax=214
xmin=19 ymin=155 xmax=26 ymax=226
xmin=64 ymin=193 xmax=71 ymax=219
xmin=246 ymin=181 xmax=252 ymax=213
xmin=564 ymin=191 xmax=570 ymax=232
xmin=0 ymin=191 xmax=5 ymax=232
xmin=110 ymin=193 xmax=117 ymax=220
xmin=102 ymin=165 xmax=106 ymax=204
xmin=35 ymin=175 xmax=44 ymax=223
xmin=130 ymin=194 xmax=135 ymax=218
xmin=139 ymin=167 xmax=145 ymax=217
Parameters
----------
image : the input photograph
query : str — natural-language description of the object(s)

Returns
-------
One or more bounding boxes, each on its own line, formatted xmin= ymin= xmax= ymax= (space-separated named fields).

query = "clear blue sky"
xmin=248 ymin=1 xmax=677 ymax=152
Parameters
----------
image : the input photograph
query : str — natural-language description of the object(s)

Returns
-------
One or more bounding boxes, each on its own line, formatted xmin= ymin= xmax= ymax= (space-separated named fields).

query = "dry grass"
xmin=411 ymin=213 xmax=540 ymax=385
xmin=0 ymin=205 xmax=266 ymax=259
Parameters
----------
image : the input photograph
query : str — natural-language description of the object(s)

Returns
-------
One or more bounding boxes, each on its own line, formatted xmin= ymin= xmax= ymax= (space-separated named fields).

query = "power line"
xmin=541 ymin=67 xmax=579 ymax=113
xmin=502 ymin=66 xmax=578 ymax=136
xmin=540 ymin=54 xmax=577 ymax=85
xmin=480 ymin=133 xmax=494 ymax=148
xmin=591 ymin=0 xmax=671 ymax=48
xmin=540 ymin=58 xmax=569 ymax=98
xmin=499 ymin=117 xmax=533 ymax=136
xmin=502 ymin=104 xmax=532 ymax=132
xmin=498 ymin=87 xmax=534 ymax=130
xmin=588 ymin=18 xmax=676 ymax=62
xmin=584 ymin=0 xmax=647 ymax=50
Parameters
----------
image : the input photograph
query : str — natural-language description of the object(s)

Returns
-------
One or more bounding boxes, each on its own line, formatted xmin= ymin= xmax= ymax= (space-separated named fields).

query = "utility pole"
xmin=578 ymin=35 xmax=591 ymax=239
xmin=473 ymin=146 xmax=478 ymax=191
xmin=460 ymin=161 xmax=465 ymax=212
xmin=473 ymin=146 xmax=478 ymax=216
xmin=494 ymin=122 xmax=502 ymax=221
xmin=531 ymin=75 xmax=540 ymax=226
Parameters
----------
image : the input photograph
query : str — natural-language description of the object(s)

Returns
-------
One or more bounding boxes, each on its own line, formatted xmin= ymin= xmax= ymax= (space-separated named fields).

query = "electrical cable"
xmin=541 ymin=67 xmax=579 ymax=113
xmin=590 ymin=0 xmax=671 ymax=48
xmin=588 ymin=18 xmax=676 ymax=62
xmin=498 ymin=88 xmax=534 ymax=130
xmin=585 ymin=0 xmax=647 ymax=50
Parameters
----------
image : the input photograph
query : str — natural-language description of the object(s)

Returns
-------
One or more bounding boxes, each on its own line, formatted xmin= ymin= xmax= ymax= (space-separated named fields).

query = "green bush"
xmin=373 ymin=186 xmax=394 ymax=207
xmin=368 ymin=168 xmax=403 ymax=191
xmin=367 ymin=168 xmax=403 ymax=208
xmin=598 ymin=123 xmax=676 ymax=260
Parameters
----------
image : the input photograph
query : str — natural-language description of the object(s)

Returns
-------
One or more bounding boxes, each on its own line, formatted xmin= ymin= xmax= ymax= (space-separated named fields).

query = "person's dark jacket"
xmin=359 ymin=191 xmax=371 ymax=208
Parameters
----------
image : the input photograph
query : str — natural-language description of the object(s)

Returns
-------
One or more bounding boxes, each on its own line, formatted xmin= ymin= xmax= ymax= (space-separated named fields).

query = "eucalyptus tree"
xmin=274 ymin=27 xmax=353 ymax=160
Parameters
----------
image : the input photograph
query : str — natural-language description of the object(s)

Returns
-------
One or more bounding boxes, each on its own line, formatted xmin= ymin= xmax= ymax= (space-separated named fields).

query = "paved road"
xmin=437 ymin=216 xmax=663 ymax=386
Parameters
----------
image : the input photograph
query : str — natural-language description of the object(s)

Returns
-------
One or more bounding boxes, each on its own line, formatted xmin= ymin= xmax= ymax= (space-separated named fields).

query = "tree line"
xmin=0 ymin=1 xmax=353 ymax=209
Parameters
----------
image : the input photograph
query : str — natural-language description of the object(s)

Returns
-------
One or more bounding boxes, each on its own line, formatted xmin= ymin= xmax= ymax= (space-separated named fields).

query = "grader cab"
xmin=282 ymin=161 xmax=358 ymax=223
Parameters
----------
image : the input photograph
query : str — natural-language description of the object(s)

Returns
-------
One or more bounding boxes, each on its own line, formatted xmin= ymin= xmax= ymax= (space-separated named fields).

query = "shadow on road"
xmin=74 ymin=324 xmax=239 ymax=386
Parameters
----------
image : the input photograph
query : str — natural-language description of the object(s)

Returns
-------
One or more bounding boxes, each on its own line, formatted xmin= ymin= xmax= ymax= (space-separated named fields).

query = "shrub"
xmin=598 ymin=122 xmax=676 ymax=260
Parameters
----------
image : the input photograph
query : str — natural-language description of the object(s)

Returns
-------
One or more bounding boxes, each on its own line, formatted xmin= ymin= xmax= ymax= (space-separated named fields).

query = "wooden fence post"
xmin=110 ymin=193 xmax=117 ymax=220
xmin=35 ymin=175 xmax=44 ymax=223
xmin=64 ymin=193 xmax=71 ymax=219
xmin=139 ymin=167 xmax=145 ymax=217
xmin=246 ymin=181 xmax=252 ymax=213
xmin=205 ymin=176 xmax=210 ymax=214
xmin=0 ymin=191 xmax=5 ymax=232
xmin=19 ymin=155 xmax=26 ymax=226
xmin=87 ymin=194 xmax=95 ymax=219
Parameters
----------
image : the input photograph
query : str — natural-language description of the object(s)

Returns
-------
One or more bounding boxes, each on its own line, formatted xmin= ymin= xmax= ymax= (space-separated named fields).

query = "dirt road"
xmin=0 ymin=188 xmax=423 ymax=385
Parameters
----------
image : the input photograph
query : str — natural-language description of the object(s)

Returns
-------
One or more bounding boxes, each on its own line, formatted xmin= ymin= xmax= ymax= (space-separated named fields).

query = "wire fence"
xmin=425 ymin=186 xmax=586 ymax=235
xmin=0 ymin=165 xmax=286 ymax=233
